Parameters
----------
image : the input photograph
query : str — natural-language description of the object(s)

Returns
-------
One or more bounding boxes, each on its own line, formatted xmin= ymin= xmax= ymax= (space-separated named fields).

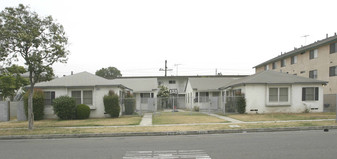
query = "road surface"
xmin=0 ymin=130 xmax=336 ymax=159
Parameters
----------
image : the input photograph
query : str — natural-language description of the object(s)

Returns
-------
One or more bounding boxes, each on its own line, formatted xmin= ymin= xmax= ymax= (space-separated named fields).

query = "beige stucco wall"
xmin=255 ymin=44 xmax=337 ymax=95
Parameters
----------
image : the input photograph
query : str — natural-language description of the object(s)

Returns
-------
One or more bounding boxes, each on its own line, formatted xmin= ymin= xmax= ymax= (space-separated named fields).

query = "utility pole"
xmin=159 ymin=60 xmax=173 ymax=76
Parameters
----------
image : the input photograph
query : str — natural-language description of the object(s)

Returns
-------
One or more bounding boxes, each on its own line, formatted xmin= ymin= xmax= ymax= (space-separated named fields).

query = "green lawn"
xmin=0 ymin=115 xmax=142 ymax=129
xmin=226 ymin=112 xmax=336 ymax=122
xmin=152 ymin=112 xmax=227 ymax=125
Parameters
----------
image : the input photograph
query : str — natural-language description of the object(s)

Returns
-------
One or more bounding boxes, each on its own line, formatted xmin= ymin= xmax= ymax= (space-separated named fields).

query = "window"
xmin=291 ymin=56 xmax=297 ymax=64
xmin=330 ymin=66 xmax=337 ymax=77
xmin=44 ymin=91 xmax=55 ymax=105
xmin=169 ymin=80 xmax=176 ymax=84
xmin=268 ymin=87 xmax=289 ymax=102
xmin=309 ymin=70 xmax=318 ymax=79
xmin=71 ymin=90 xmax=93 ymax=105
xmin=281 ymin=59 xmax=286 ymax=67
xmin=264 ymin=65 xmax=269 ymax=71
xmin=71 ymin=91 xmax=81 ymax=105
xmin=140 ymin=93 xmax=153 ymax=103
xmin=309 ymin=49 xmax=318 ymax=59
xmin=330 ymin=43 xmax=337 ymax=54
xmin=83 ymin=91 xmax=93 ymax=105
xmin=302 ymin=87 xmax=319 ymax=101
xmin=199 ymin=92 xmax=209 ymax=103
xmin=272 ymin=62 xmax=276 ymax=69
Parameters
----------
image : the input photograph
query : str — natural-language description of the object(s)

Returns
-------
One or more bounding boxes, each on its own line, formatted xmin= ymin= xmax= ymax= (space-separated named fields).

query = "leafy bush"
xmin=24 ymin=88 xmax=45 ymax=120
xmin=52 ymin=96 xmax=76 ymax=120
xmin=103 ymin=91 xmax=120 ymax=118
xmin=124 ymin=93 xmax=136 ymax=115
xmin=237 ymin=96 xmax=246 ymax=114
xmin=76 ymin=104 xmax=90 ymax=119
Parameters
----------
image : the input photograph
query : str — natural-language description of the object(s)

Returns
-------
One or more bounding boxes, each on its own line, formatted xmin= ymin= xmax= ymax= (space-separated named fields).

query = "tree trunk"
xmin=28 ymin=85 xmax=34 ymax=130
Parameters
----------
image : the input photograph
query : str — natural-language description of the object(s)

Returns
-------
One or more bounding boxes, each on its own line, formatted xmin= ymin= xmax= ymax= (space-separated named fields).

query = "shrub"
xmin=237 ymin=96 xmax=246 ymax=114
xmin=194 ymin=106 xmax=199 ymax=112
xmin=52 ymin=96 xmax=76 ymax=120
xmin=124 ymin=93 xmax=136 ymax=115
xmin=24 ymin=88 xmax=45 ymax=120
xmin=76 ymin=104 xmax=90 ymax=119
xmin=103 ymin=91 xmax=120 ymax=118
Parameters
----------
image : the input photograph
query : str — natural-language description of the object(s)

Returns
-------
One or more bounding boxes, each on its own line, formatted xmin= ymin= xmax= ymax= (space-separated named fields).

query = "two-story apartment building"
xmin=254 ymin=34 xmax=337 ymax=111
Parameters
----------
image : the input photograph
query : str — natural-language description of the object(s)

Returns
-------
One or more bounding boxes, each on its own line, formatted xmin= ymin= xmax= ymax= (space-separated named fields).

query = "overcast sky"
xmin=1 ymin=0 xmax=337 ymax=77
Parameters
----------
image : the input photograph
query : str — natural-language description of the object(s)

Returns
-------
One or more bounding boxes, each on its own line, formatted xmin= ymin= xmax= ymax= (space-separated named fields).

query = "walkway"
xmin=202 ymin=112 xmax=244 ymax=123
xmin=139 ymin=113 xmax=153 ymax=126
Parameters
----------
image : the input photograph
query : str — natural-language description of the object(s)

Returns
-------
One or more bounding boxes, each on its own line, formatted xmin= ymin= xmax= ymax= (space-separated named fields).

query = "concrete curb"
xmin=1 ymin=125 xmax=337 ymax=140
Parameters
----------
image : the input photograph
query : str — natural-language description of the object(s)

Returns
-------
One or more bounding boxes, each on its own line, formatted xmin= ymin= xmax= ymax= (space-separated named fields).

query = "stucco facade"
xmin=40 ymin=86 xmax=125 ymax=118
xmin=255 ymin=43 xmax=337 ymax=95
xmin=223 ymin=84 xmax=324 ymax=114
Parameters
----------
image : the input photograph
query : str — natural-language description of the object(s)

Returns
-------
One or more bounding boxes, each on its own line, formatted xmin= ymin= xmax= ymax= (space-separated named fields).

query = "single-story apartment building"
xmin=34 ymin=72 xmax=131 ymax=118
xmin=111 ymin=78 xmax=158 ymax=112
xmin=219 ymin=71 xmax=328 ymax=113
xmin=185 ymin=77 xmax=242 ymax=110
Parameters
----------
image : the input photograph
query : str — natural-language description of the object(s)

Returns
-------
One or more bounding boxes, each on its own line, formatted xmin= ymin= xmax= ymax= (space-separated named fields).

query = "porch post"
xmin=223 ymin=90 xmax=227 ymax=115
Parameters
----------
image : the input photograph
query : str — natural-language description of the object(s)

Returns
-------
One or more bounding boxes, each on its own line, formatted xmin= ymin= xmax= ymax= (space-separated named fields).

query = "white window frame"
xmin=44 ymin=91 xmax=55 ymax=106
xmin=309 ymin=49 xmax=318 ymax=59
xmin=267 ymin=86 xmax=290 ymax=106
xmin=281 ymin=59 xmax=286 ymax=67
xmin=309 ymin=70 xmax=318 ymax=79
xmin=71 ymin=90 xmax=93 ymax=106
xmin=291 ymin=56 xmax=297 ymax=64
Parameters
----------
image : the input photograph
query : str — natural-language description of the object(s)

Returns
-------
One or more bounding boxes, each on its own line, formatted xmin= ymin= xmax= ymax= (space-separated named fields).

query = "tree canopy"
xmin=0 ymin=4 xmax=69 ymax=129
xmin=0 ymin=65 xmax=29 ymax=100
xmin=95 ymin=66 xmax=122 ymax=79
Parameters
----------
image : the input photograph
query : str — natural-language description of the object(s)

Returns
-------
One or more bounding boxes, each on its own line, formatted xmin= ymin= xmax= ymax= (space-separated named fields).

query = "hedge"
xmin=52 ymin=96 xmax=76 ymax=120
xmin=24 ymin=89 xmax=45 ymax=120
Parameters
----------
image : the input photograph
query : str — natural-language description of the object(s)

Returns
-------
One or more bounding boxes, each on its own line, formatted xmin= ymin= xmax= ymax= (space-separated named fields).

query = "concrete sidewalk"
xmin=203 ymin=112 xmax=244 ymax=123
xmin=139 ymin=113 xmax=153 ymax=126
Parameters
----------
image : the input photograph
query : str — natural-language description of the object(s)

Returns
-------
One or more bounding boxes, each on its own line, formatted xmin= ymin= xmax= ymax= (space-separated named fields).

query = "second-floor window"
xmin=272 ymin=62 xmax=276 ymax=69
xmin=169 ymin=80 xmax=176 ymax=84
xmin=309 ymin=70 xmax=318 ymax=79
xmin=281 ymin=59 xmax=286 ymax=67
xmin=330 ymin=43 xmax=337 ymax=54
xmin=291 ymin=56 xmax=297 ymax=64
xmin=309 ymin=49 xmax=318 ymax=59
xmin=264 ymin=65 xmax=269 ymax=71
xmin=330 ymin=66 xmax=337 ymax=77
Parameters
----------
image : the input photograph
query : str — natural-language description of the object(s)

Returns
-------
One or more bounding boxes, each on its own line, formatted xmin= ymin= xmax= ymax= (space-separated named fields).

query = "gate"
xmin=224 ymin=96 xmax=239 ymax=113
xmin=147 ymin=98 xmax=156 ymax=112
xmin=210 ymin=97 xmax=219 ymax=110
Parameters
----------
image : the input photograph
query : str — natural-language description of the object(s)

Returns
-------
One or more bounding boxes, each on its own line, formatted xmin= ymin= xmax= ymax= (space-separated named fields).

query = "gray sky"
xmin=1 ymin=0 xmax=337 ymax=77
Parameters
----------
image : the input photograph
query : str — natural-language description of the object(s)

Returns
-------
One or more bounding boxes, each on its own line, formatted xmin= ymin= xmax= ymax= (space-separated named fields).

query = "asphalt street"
xmin=0 ymin=130 xmax=336 ymax=159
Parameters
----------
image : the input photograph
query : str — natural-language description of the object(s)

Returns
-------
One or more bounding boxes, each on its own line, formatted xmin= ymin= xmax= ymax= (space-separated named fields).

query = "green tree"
xmin=157 ymin=85 xmax=170 ymax=109
xmin=0 ymin=65 xmax=28 ymax=100
xmin=157 ymin=85 xmax=170 ymax=98
xmin=237 ymin=95 xmax=246 ymax=114
xmin=103 ymin=91 xmax=120 ymax=118
xmin=38 ymin=66 xmax=55 ymax=82
xmin=95 ymin=67 xmax=122 ymax=79
xmin=0 ymin=4 xmax=69 ymax=129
